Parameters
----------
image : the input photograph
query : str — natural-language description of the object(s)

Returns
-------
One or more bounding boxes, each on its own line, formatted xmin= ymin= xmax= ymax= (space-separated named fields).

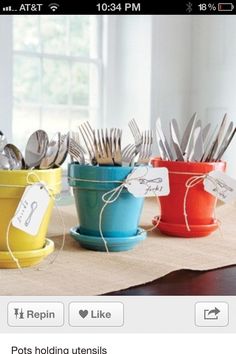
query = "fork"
xmin=79 ymin=121 xmax=97 ymax=165
xmin=69 ymin=137 xmax=86 ymax=164
xmin=136 ymin=130 xmax=153 ymax=165
xmin=94 ymin=129 xmax=114 ymax=166
xmin=111 ymin=128 xmax=122 ymax=166
xmin=128 ymin=118 xmax=142 ymax=153
xmin=121 ymin=144 xmax=137 ymax=166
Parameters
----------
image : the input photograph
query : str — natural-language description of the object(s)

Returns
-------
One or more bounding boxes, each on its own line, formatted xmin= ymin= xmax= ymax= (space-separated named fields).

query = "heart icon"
xmin=79 ymin=309 xmax=88 ymax=319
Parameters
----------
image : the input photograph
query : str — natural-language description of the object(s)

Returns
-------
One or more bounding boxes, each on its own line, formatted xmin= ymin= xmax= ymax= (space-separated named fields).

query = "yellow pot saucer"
xmin=0 ymin=239 xmax=54 ymax=269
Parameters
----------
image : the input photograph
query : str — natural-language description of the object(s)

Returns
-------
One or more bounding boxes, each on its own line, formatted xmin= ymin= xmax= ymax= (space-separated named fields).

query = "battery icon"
xmin=218 ymin=3 xmax=234 ymax=11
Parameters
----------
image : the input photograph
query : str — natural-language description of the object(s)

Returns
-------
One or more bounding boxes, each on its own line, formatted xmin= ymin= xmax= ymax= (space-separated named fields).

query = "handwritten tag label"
xmin=125 ymin=166 xmax=170 ymax=197
xmin=203 ymin=170 xmax=236 ymax=203
xmin=12 ymin=183 xmax=50 ymax=236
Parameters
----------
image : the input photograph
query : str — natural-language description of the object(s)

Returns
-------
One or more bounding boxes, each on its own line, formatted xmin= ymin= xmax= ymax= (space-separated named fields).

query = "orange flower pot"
xmin=151 ymin=158 xmax=226 ymax=237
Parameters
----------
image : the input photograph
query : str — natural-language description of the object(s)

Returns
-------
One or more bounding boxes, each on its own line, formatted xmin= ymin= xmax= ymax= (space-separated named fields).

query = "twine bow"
xmin=99 ymin=184 xmax=126 ymax=253
xmin=69 ymin=174 xmax=159 ymax=253
xmin=2 ymin=172 xmax=65 ymax=272
xmin=182 ymin=173 xmax=221 ymax=232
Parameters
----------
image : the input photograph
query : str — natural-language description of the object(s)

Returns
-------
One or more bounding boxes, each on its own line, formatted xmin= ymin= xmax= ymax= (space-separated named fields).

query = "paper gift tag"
xmin=125 ymin=166 xmax=170 ymax=197
xmin=203 ymin=170 xmax=236 ymax=203
xmin=12 ymin=183 xmax=51 ymax=236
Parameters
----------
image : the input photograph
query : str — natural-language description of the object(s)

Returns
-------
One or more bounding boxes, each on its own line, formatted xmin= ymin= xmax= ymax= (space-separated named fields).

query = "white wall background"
xmin=190 ymin=16 xmax=236 ymax=176
xmin=150 ymin=16 xmax=193 ymax=133
xmin=0 ymin=15 xmax=235 ymax=175
xmin=103 ymin=15 xmax=152 ymax=144
xmin=105 ymin=15 xmax=236 ymax=176
xmin=0 ymin=16 xmax=12 ymax=141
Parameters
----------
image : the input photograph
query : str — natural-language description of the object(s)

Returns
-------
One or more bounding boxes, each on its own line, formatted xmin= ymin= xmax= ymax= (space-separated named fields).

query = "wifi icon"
xmin=48 ymin=3 xmax=60 ymax=12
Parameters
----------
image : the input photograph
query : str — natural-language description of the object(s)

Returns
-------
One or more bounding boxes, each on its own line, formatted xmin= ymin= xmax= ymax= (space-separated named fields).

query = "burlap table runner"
xmin=1 ymin=199 xmax=236 ymax=295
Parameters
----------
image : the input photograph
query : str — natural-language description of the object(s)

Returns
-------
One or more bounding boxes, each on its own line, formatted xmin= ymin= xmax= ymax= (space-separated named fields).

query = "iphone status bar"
xmin=0 ymin=0 xmax=235 ymax=14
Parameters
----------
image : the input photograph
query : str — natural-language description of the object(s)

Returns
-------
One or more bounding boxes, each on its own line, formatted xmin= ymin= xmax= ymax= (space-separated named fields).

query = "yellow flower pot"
xmin=0 ymin=168 xmax=61 ymax=268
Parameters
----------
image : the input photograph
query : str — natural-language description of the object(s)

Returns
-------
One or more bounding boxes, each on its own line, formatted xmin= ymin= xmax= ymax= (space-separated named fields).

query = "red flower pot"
xmin=151 ymin=158 xmax=226 ymax=237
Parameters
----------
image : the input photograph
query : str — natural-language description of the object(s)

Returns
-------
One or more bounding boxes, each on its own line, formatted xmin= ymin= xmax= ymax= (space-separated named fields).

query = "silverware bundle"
xmin=1 ymin=112 xmax=232 ymax=170
xmin=0 ymin=130 xmax=69 ymax=170
xmin=70 ymin=120 xmax=153 ymax=167
xmin=156 ymin=113 xmax=236 ymax=162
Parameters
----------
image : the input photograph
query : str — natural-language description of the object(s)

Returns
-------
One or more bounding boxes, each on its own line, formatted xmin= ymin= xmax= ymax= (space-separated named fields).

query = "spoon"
xmin=0 ymin=131 xmax=7 ymax=153
xmin=54 ymin=132 xmax=69 ymax=167
xmin=25 ymin=130 xmax=48 ymax=169
xmin=39 ymin=132 xmax=61 ymax=169
xmin=3 ymin=144 xmax=25 ymax=170
xmin=0 ymin=155 xmax=11 ymax=170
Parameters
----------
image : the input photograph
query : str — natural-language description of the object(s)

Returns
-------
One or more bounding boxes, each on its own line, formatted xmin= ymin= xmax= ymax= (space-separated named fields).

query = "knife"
xmin=207 ymin=113 xmax=228 ymax=161
xmin=212 ymin=121 xmax=233 ymax=161
xmin=202 ymin=123 xmax=211 ymax=147
xmin=188 ymin=123 xmax=201 ymax=161
xmin=190 ymin=120 xmax=204 ymax=161
xmin=181 ymin=113 xmax=197 ymax=154
xmin=170 ymin=120 xmax=184 ymax=161
xmin=215 ymin=126 xmax=236 ymax=161
xmin=156 ymin=118 xmax=175 ymax=160
xmin=181 ymin=113 xmax=197 ymax=161
xmin=201 ymin=124 xmax=219 ymax=162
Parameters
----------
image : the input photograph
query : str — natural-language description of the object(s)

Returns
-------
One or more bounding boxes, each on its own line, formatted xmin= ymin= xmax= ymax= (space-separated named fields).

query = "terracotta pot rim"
xmin=151 ymin=157 xmax=226 ymax=167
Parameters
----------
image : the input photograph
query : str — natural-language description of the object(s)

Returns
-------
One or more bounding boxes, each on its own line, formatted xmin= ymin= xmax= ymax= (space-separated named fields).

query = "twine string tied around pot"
xmin=68 ymin=175 xmax=158 ymax=253
xmin=169 ymin=171 xmax=222 ymax=233
xmin=2 ymin=171 xmax=65 ymax=272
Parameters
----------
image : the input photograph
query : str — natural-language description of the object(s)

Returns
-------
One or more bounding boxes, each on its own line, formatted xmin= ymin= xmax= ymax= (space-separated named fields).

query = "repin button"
xmin=8 ymin=302 xmax=64 ymax=327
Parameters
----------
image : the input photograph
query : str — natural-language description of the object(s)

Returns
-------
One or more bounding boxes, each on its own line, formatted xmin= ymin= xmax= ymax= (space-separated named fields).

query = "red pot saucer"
xmin=152 ymin=215 xmax=219 ymax=238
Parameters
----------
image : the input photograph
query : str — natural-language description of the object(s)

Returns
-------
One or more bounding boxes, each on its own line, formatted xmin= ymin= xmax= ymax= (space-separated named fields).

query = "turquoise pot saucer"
xmin=70 ymin=226 xmax=147 ymax=252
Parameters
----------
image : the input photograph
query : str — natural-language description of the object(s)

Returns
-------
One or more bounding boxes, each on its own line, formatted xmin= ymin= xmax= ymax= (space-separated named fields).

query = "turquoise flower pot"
xmin=68 ymin=164 xmax=144 ymax=238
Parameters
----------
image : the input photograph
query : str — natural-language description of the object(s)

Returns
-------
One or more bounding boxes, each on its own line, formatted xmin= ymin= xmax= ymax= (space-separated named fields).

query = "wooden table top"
xmin=105 ymin=266 xmax=236 ymax=295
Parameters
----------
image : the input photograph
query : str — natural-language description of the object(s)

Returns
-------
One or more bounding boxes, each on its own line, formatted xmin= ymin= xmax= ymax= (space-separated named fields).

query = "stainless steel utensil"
xmin=156 ymin=137 xmax=166 ymax=160
xmin=215 ymin=127 xmax=236 ymax=161
xmin=156 ymin=118 xmax=174 ymax=160
xmin=94 ymin=129 xmax=114 ymax=166
xmin=171 ymin=119 xmax=181 ymax=144
xmin=202 ymin=123 xmax=211 ymax=146
xmin=207 ymin=113 xmax=228 ymax=161
xmin=190 ymin=121 xmax=204 ymax=161
xmin=181 ymin=113 xmax=197 ymax=161
xmin=25 ymin=130 xmax=48 ymax=169
xmin=128 ymin=119 xmax=142 ymax=153
xmin=79 ymin=121 xmax=97 ymax=165
xmin=212 ymin=121 xmax=234 ymax=161
xmin=40 ymin=132 xmax=61 ymax=169
xmin=122 ymin=144 xmax=137 ymax=166
xmin=0 ymin=131 xmax=7 ymax=153
xmin=0 ymin=154 xmax=10 ymax=170
xmin=3 ymin=144 xmax=25 ymax=170
xmin=181 ymin=113 xmax=197 ymax=153
xmin=111 ymin=128 xmax=122 ymax=166
xmin=170 ymin=120 xmax=184 ymax=161
xmin=69 ymin=137 xmax=86 ymax=165
xmin=136 ymin=130 xmax=153 ymax=165
xmin=200 ymin=124 xmax=219 ymax=162
xmin=188 ymin=123 xmax=201 ymax=161
xmin=54 ymin=133 xmax=69 ymax=167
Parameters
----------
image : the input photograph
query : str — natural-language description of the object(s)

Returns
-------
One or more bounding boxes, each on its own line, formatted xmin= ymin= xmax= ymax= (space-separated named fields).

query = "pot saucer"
xmin=70 ymin=226 xmax=147 ymax=252
xmin=152 ymin=216 xmax=218 ymax=237
xmin=0 ymin=239 xmax=54 ymax=269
